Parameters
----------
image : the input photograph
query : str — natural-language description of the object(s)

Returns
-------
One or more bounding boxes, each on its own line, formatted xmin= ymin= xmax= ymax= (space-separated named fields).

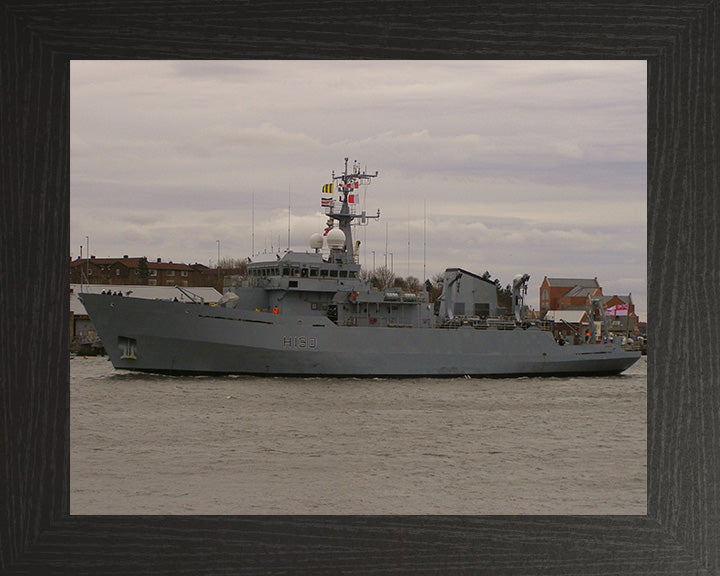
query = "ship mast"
xmin=326 ymin=157 xmax=380 ymax=264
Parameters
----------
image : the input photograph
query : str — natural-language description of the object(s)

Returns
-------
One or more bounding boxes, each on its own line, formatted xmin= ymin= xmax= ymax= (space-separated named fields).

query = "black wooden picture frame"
xmin=2 ymin=2 xmax=718 ymax=574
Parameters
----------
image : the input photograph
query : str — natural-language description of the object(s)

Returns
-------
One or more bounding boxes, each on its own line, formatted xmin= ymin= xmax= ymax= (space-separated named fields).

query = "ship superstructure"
xmin=79 ymin=159 xmax=640 ymax=377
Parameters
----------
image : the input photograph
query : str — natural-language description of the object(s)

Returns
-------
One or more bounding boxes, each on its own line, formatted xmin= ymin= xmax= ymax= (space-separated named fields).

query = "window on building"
xmin=148 ymin=279 xmax=157 ymax=286
xmin=181 ymin=270 xmax=188 ymax=277
xmin=149 ymin=269 xmax=157 ymax=276
xmin=474 ymin=303 xmax=490 ymax=318
xmin=167 ymin=270 xmax=175 ymax=276
xmin=116 ymin=269 xmax=120 ymax=276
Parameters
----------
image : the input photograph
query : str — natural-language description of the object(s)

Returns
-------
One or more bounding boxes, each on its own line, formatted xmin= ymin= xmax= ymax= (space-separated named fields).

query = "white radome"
xmin=309 ymin=233 xmax=324 ymax=250
xmin=326 ymin=228 xmax=346 ymax=249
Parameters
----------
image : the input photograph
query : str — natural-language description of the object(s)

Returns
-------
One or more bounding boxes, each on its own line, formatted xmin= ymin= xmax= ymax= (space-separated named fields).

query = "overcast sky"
xmin=71 ymin=60 xmax=647 ymax=319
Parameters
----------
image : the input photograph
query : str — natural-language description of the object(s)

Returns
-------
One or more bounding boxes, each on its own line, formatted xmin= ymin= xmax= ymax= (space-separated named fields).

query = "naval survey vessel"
xmin=79 ymin=159 xmax=640 ymax=377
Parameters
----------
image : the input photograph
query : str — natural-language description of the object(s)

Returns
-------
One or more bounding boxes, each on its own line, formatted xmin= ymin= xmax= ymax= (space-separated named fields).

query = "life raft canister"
xmin=348 ymin=291 xmax=357 ymax=302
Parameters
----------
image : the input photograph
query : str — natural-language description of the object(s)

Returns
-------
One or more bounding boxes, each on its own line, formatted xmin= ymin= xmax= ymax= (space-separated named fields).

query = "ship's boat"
xmin=79 ymin=159 xmax=640 ymax=377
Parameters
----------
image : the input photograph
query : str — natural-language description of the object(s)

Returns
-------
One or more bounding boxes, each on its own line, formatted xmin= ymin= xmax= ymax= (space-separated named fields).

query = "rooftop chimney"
xmin=123 ymin=255 xmax=128 ymax=259
xmin=157 ymin=258 xmax=161 ymax=263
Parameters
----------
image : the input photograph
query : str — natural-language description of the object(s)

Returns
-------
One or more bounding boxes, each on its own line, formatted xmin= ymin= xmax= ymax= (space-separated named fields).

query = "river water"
xmin=71 ymin=355 xmax=646 ymax=515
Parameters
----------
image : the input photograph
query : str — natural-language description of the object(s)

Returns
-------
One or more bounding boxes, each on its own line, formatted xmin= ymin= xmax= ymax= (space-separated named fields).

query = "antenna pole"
xmin=385 ymin=221 xmax=388 ymax=268
xmin=80 ymin=244 xmax=83 ymax=291
xmin=407 ymin=204 xmax=410 ymax=277
xmin=251 ymin=191 xmax=255 ymax=258
xmin=287 ymin=185 xmax=291 ymax=251
xmin=423 ymin=198 xmax=427 ymax=284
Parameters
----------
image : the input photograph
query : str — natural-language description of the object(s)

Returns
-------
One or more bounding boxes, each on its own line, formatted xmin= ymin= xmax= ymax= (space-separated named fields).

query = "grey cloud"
xmin=168 ymin=61 xmax=267 ymax=81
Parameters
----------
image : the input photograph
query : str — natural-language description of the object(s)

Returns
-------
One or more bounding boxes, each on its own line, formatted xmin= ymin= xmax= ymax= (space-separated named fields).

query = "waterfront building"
xmin=539 ymin=277 xmax=603 ymax=313
xmin=70 ymin=255 xmax=212 ymax=287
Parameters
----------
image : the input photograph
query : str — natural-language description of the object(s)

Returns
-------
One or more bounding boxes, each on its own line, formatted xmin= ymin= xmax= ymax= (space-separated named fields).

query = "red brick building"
xmin=539 ymin=278 xmax=640 ymax=336
xmin=599 ymin=294 xmax=639 ymax=335
xmin=70 ymin=256 xmax=211 ymax=287
xmin=539 ymin=277 xmax=603 ymax=313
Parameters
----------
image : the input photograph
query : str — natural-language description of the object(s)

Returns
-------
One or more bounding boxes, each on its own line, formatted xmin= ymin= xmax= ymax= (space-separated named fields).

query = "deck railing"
xmin=436 ymin=316 xmax=554 ymax=331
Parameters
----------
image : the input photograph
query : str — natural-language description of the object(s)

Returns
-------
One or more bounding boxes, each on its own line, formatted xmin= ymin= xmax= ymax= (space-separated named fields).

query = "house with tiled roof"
xmin=539 ymin=277 xmax=603 ymax=313
xmin=599 ymin=294 xmax=639 ymax=335
xmin=539 ymin=278 xmax=640 ymax=336
xmin=70 ymin=255 xmax=210 ymax=287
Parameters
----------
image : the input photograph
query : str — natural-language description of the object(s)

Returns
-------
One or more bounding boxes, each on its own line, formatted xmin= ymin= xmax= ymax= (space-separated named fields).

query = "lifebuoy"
xmin=348 ymin=292 xmax=357 ymax=302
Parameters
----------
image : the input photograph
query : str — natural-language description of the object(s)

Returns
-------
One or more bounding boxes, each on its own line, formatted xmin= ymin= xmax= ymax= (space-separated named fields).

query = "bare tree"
xmin=218 ymin=257 xmax=249 ymax=273
xmin=359 ymin=269 xmax=373 ymax=282
xmin=404 ymin=275 xmax=422 ymax=294
xmin=371 ymin=265 xmax=395 ymax=290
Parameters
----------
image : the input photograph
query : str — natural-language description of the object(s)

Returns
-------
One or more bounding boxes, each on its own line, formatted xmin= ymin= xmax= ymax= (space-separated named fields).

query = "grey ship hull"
xmin=80 ymin=294 xmax=640 ymax=377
